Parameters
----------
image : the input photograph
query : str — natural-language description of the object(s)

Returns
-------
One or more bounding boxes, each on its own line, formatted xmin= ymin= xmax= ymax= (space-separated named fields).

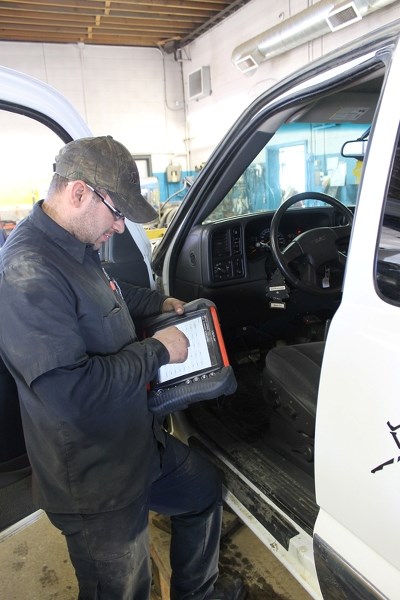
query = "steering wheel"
xmin=270 ymin=192 xmax=353 ymax=296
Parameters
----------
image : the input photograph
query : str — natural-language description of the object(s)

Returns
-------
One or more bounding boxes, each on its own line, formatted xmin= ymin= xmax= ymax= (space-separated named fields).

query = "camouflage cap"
xmin=54 ymin=136 xmax=157 ymax=223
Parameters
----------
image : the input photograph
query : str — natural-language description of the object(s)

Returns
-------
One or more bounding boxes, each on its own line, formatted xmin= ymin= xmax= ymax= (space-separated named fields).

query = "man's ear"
xmin=68 ymin=180 xmax=86 ymax=208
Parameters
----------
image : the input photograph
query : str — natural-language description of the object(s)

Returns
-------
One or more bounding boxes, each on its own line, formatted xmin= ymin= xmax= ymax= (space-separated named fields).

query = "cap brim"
xmin=109 ymin=190 xmax=158 ymax=224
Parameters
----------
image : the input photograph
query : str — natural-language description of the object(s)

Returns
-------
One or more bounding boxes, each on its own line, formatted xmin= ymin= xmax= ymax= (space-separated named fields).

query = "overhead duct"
xmin=232 ymin=0 xmax=398 ymax=73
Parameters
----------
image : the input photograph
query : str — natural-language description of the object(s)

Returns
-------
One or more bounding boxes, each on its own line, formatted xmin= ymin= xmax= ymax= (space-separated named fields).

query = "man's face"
xmin=77 ymin=184 xmax=125 ymax=249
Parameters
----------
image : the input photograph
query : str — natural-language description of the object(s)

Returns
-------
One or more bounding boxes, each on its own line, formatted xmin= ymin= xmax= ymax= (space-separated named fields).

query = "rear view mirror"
xmin=341 ymin=139 xmax=369 ymax=160
xmin=341 ymin=127 xmax=370 ymax=161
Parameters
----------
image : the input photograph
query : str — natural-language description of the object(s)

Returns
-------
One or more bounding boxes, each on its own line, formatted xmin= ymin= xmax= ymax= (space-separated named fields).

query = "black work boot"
xmin=208 ymin=576 xmax=247 ymax=600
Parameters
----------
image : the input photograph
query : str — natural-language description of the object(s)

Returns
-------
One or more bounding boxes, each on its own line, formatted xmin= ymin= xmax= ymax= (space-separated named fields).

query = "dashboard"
xmin=173 ymin=205 xmax=351 ymax=330
xmin=246 ymin=227 xmax=287 ymax=261
xmin=209 ymin=207 xmax=337 ymax=283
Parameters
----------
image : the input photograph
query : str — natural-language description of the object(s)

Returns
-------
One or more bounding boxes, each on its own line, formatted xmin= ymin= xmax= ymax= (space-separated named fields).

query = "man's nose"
xmin=113 ymin=219 xmax=125 ymax=234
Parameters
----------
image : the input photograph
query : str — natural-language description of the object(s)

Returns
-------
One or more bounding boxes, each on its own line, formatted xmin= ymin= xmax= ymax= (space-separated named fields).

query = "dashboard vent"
xmin=212 ymin=230 xmax=230 ymax=257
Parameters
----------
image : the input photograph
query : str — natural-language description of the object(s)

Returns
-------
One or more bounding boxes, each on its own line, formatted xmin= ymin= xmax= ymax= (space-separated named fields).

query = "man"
xmin=0 ymin=136 xmax=246 ymax=600
xmin=0 ymin=223 xmax=6 ymax=247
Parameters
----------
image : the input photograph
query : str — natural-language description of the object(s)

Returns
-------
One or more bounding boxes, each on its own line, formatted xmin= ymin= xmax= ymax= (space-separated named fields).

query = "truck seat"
xmin=262 ymin=342 xmax=325 ymax=473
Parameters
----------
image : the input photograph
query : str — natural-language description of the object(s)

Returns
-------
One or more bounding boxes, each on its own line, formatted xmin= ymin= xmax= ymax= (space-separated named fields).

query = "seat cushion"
xmin=264 ymin=341 xmax=325 ymax=419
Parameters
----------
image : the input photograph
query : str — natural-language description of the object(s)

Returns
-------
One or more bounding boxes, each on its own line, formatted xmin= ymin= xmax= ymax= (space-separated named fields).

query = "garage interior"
xmin=0 ymin=0 xmax=398 ymax=217
xmin=1 ymin=2 xmax=400 ymax=600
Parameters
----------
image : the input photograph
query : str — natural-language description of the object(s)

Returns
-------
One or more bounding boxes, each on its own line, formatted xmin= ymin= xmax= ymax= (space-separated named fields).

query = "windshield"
xmin=204 ymin=122 xmax=368 ymax=223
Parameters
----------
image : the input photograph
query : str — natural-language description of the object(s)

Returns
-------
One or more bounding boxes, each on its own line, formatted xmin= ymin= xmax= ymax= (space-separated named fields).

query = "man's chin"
xmin=94 ymin=233 xmax=111 ymax=249
xmin=93 ymin=239 xmax=104 ymax=250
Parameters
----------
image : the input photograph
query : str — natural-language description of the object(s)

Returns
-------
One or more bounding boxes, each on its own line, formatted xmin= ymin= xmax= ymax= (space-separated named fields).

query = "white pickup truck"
xmin=2 ymin=18 xmax=400 ymax=600
xmin=151 ymin=19 xmax=400 ymax=600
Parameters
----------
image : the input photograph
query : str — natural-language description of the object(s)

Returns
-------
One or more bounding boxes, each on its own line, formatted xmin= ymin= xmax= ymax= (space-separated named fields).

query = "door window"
xmin=0 ymin=110 xmax=62 ymax=244
xmin=375 ymin=129 xmax=400 ymax=304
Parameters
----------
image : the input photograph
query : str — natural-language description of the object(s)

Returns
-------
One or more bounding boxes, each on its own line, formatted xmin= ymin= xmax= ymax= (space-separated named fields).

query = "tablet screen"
xmin=146 ymin=308 xmax=223 ymax=389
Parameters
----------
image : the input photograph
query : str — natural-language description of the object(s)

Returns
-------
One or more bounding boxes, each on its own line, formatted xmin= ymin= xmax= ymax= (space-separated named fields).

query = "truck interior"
xmin=152 ymin=60 xmax=391 ymax=542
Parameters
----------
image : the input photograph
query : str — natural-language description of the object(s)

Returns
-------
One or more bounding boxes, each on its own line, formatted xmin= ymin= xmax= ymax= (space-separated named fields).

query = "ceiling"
xmin=0 ymin=0 xmax=253 ymax=52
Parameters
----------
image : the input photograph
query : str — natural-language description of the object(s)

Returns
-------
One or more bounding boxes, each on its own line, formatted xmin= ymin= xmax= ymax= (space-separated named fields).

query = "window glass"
xmin=376 ymin=130 xmax=400 ymax=304
xmin=0 ymin=110 xmax=62 ymax=246
xmin=204 ymin=122 xmax=367 ymax=224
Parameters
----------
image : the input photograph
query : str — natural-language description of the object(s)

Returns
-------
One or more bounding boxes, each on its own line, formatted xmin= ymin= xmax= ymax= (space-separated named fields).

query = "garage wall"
xmin=183 ymin=0 xmax=400 ymax=169
xmin=0 ymin=42 xmax=187 ymax=203
xmin=0 ymin=0 xmax=399 ymax=202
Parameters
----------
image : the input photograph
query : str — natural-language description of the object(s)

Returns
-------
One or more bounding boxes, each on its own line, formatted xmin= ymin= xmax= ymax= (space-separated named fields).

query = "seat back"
xmin=100 ymin=227 xmax=150 ymax=288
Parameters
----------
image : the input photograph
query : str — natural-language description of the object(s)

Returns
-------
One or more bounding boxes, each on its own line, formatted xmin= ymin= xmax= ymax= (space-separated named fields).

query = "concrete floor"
xmin=0 ymin=510 xmax=313 ymax=600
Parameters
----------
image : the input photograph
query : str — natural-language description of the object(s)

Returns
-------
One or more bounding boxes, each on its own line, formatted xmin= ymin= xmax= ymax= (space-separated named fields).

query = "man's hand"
xmin=162 ymin=297 xmax=185 ymax=315
xmin=153 ymin=326 xmax=189 ymax=363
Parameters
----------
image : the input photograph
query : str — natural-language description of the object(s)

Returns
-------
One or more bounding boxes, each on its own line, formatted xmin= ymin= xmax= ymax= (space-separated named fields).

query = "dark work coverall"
xmin=0 ymin=201 xmax=222 ymax=600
